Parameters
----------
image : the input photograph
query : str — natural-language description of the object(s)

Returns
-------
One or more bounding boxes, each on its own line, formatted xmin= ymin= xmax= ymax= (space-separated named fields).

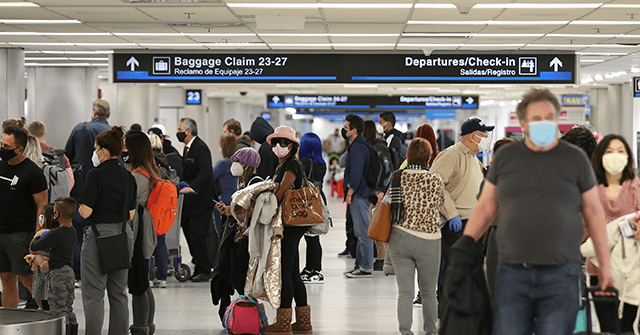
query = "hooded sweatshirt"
xmin=249 ymin=117 xmax=278 ymax=180
xmin=237 ymin=136 xmax=252 ymax=150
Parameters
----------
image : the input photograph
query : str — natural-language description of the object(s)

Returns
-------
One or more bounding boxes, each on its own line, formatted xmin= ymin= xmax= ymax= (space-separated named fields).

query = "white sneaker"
xmin=157 ymin=280 xmax=167 ymax=288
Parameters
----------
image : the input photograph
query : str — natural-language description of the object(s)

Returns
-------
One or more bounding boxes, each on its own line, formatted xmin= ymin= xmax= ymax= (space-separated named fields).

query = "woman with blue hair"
xmin=298 ymin=132 xmax=327 ymax=284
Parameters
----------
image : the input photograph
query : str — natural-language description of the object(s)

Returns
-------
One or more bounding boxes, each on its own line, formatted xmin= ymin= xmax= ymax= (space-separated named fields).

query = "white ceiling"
xmin=3 ymin=0 xmax=640 ymax=102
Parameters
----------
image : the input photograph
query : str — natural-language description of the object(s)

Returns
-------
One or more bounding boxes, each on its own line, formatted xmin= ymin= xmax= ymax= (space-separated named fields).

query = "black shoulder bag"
xmin=91 ymin=176 xmax=132 ymax=275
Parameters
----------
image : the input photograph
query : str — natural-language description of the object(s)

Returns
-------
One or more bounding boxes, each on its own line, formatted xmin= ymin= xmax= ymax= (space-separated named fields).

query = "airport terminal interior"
xmin=2 ymin=0 xmax=640 ymax=333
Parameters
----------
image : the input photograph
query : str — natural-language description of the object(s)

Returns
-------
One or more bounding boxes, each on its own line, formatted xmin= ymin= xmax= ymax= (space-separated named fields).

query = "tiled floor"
xmin=71 ymin=192 xmax=429 ymax=334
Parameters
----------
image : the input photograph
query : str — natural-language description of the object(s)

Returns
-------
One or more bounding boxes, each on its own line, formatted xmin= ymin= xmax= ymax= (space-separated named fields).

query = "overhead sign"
xmin=425 ymin=110 xmax=457 ymax=119
xmin=112 ymin=52 xmax=576 ymax=84
xmin=561 ymin=95 xmax=587 ymax=107
xmin=267 ymin=94 xmax=479 ymax=109
xmin=186 ymin=89 xmax=201 ymax=105
xmin=634 ymin=77 xmax=640 ymax=97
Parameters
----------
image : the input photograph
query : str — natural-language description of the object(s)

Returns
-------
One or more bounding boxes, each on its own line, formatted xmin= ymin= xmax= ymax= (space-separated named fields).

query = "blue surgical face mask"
xmin=527 ymin=120 xmax=557 ymax=148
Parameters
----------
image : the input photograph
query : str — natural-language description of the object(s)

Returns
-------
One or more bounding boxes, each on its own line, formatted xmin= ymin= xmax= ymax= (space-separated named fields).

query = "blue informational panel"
xmin=425 ymin=110 xmax=457 ymax=119
xmin=112 ymin=52 xmax=576 ymax=84
xmin=186 ymin=89 xmax=201 ymax=105
xmin=267 ymin=94 xmax=478 ymax=109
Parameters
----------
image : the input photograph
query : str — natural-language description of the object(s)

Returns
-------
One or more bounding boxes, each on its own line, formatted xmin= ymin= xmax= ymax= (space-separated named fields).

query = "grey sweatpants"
xmin=49 ymin=265 xmax=77 ymax=326
xmin=388 ymin=227 xmax=440 ymax=335
xmin=81 ymin=223 xmax=132 ymax=335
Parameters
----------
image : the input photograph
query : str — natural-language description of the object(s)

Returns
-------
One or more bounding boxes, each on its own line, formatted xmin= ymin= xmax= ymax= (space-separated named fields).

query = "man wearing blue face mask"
xmin=430 ymin=117 xmax=493 ymax=300
xmin=463 ymin=88 xmax=614 ymax=335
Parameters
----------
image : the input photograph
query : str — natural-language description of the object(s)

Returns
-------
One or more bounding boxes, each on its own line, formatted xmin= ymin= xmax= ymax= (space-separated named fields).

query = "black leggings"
xmin=304 ymin=235 xmax=322 ymax=272
xmin=280 ymin=226 xmax=308 ymax=309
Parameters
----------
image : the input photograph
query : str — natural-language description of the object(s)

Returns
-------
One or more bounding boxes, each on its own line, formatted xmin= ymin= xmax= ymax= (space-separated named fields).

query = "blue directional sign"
xmin=112 ymin=52 xmax=576 ymax=84
xmin=266 ymin=94 xmax=479 ymax=110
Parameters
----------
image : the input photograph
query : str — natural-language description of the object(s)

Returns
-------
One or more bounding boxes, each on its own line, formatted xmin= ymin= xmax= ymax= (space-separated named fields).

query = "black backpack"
xmin=355 ymin=138 xmax=392 ymax=192
xmin=42 ymin=148 xmax=66 ymax=170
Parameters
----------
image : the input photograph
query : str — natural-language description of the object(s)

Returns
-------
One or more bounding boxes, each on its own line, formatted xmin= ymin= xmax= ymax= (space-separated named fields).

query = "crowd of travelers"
xmin=0 ymin=87 xmax=637 ymax=335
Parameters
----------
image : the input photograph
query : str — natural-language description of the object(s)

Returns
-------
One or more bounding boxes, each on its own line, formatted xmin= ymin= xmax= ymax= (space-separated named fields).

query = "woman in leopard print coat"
xmin=385 ymin=137 xmax=444 ymax=335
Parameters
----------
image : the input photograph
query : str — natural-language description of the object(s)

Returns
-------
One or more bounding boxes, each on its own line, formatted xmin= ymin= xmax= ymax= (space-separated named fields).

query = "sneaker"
xmin=18 ymin=299 xmax=27 ymax=309
xmin=152 ymin=278 xmax=161 ymax=288
xmin=413 ymin=292 xmax=422 ymax=307
xmin=157 ymin=280 xmax=167 ymax=288
xmin=306 ymin=270 xmax=324 ymax=284
xmin=344 ymin=268 xmax=372 ymax=278
xmin=300 ymin=269 xmax=312 ymax=282
xmin=373 ymin=259 xmax=384 ymax=271
xmin=74 ymin=280 xmax=80 ymax=288
xmin=150 ymin=280 xmax=156 ymax=288
xmin=338 ymin=249 xmax=351 ymax=257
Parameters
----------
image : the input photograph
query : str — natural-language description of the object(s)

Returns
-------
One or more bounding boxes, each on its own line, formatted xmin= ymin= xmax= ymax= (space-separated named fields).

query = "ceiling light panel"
xmin=259 ymin=36 xmax=330 ymax=44
xmin=493 ymin=8 xmax=594 ymax=22
xmin=136 ymin=7 xmax=240 ymax=23
xmin=410 ymin=7 xmax=501 ymax=21
xmin=48 ymin=7 xmax=155 ymax=23
xmin=474 ymin=3 xmax=602 ymax=9
xmin=0 ymin=2 xmax=39 ymax=7
xmin=323 ymin=8 xmax=411 ymax=23
xmin=0 ymin=19 xmax=81 ymax=24
xmin=326 ymin=23 xmax=405 ymax=34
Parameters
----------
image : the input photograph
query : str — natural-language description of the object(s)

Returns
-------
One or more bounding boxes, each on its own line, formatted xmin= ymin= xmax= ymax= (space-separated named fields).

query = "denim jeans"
xmin=493 ymin=262 xmax=581 ymax=335
xmin=149 ymin=234 xmax=168 ymax=281
xmin=350 ymin=193 xmax=373 ymax=272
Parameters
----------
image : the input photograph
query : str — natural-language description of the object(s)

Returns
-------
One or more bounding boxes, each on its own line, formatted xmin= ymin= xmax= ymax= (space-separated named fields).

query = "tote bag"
xmin=368 ymin=200 xmax=391 ymax=243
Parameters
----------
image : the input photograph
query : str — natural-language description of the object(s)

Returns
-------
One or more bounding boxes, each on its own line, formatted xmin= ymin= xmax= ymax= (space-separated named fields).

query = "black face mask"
xmin=121 ymin=151 xmax=130 ymax=164
xmin=341 ymin=128 xmax=349 ymax=140
xmin=176 ymin=132 xmax=187 ymax=143
xmin=0 ymin=147 xmax=18 ymax=161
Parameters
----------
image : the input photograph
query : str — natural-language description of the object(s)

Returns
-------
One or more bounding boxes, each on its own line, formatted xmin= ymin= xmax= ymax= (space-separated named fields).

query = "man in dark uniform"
xmin=176 ymin=117 xmax=216 ymax=282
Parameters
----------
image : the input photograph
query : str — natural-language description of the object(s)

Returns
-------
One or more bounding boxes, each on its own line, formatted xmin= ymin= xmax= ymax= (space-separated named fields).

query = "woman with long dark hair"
xmin=298 ymin=132 xmax=327 ymax=284
xmin=124 ymin=130 xmax=160 ymax=335
xmin=78 ymin=126 xmax=137 ymax=335
xmin=588 ymin=134 xmax=640 ymax=333
xmin=262 ymin=126 xmax=312 ymax=335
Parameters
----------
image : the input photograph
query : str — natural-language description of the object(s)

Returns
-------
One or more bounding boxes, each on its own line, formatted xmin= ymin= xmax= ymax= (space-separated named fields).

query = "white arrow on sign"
xmin=466 ymin=97 xmax=474 ymax=104
xmin=550 ymin=57 xmax=563 ymax=72
xmin=126 ymin=56 xmax=139 ymax=71
xmin=272 ymin=95 xmax=280 ymax=104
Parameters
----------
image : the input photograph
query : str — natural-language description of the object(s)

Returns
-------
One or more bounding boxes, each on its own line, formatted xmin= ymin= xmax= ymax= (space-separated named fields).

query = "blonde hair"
xmin=148 ymin=133 xmax=163 ymax=152
xmin=25 ymin=135 xmax=43 ymax=167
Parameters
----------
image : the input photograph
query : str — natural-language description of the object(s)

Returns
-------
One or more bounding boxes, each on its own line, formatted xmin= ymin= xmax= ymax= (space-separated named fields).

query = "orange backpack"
xmin=133 ymin=169 xmax=178 ymax=235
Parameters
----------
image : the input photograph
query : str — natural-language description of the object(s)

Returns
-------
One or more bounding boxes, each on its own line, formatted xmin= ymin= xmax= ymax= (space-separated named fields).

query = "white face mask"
xmin=602 ymin=153 xmax=628 ymax=176
xmin=272 ymin=144 xmax=290 ymax=158
xmin=230 ymin=162 xmax=244 ymax=176
xmin=473 ymin=133 xmax=492 ymax=152
xmin=375 ymin=124 xmax=384 ymax=134
xmin=91 ymin=149 xmax=103 ymax=167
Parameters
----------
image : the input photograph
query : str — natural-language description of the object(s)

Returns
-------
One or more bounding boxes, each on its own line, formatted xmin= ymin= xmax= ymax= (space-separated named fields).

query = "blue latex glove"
xmin=448 ymin=215 xmax=462 ymax=232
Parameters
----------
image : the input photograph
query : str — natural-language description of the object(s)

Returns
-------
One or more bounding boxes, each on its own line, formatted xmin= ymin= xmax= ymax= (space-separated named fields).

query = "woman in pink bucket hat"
xmin=262 ymin=126 xmax=313 ymax=335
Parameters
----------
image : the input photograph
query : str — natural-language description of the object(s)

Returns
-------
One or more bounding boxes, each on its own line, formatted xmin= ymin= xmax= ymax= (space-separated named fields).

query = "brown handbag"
xmin=368 ymin=200 xmax=391 ymax=243
xmin=282 ymin=177 xmax=325 ymax=227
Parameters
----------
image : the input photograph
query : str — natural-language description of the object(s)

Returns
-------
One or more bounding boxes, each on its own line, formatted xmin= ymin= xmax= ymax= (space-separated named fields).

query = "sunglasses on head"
xmin=271 ymin=138 xmax=293 ymax=147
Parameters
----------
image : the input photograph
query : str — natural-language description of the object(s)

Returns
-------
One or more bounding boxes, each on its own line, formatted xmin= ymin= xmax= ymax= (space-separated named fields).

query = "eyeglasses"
xmin=271 ymin=138 xmax=293 ymax=147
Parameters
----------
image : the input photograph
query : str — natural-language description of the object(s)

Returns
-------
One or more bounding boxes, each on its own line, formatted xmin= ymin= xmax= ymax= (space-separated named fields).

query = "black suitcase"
xmin=576 ymin=287 xmax=621 ymax=335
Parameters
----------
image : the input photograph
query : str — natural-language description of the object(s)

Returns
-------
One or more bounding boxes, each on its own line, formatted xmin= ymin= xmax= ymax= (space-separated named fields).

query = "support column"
xmin=26 ymin=66 xmax=98 ymax=149
xmin=116 ymin=83 xmax=159 ymax=132
xmin=0 ymin=48 xmax=25 ymax=122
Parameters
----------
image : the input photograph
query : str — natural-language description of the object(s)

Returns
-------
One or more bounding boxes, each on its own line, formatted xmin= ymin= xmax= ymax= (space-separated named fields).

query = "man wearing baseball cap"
xmin=430 ymin=117 xmax=494 ymax=297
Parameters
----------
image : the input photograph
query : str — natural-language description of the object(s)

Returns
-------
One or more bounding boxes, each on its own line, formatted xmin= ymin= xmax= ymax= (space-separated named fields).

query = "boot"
xmin=262 ymin=308 xmax=292 ymax=335
xmin=291 ymin=305 xmax=313 ymax=334
xmin=129 ymin=324 xmax=149 ymax=335
xmin=66 ymin=323 xmax=78 ymax=335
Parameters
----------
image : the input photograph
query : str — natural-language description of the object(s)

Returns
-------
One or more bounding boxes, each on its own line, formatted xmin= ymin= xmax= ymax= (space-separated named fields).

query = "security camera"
xmin=240 ymin=92 xmax=247 ymax=96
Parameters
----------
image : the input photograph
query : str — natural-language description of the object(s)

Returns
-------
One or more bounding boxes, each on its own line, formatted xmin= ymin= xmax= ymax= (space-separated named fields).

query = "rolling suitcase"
xmin=575 ymin=287 xmax=621 ymax=335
